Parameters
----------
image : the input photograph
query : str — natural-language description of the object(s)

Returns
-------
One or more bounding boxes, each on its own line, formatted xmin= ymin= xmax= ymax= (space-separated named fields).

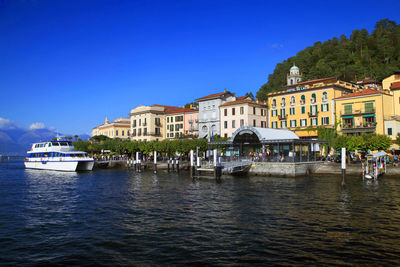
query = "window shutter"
xmin=327 ymin=104 xmax=329 ymax=111
xmin=327 ymin=117 xmax=329 ymax=124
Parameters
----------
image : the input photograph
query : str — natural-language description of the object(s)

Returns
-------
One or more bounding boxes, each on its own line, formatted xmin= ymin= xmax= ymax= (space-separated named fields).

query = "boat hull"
xmin=24 ymin=160 xmax=94 ymax=172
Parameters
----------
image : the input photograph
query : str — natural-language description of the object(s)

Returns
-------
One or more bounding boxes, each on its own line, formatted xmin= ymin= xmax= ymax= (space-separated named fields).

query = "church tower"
xmin=287 ymin=64 xmax=302 ymax=85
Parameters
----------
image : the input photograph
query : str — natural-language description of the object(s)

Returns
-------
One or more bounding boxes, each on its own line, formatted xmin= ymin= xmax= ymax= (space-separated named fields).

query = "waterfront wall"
xmin=249 ymin=162 xmax=324 ymax=177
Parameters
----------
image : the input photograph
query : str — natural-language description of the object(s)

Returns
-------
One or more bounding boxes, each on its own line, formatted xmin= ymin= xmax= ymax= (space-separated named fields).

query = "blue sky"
xmin=1 ymin=0 xmax=399 ymax=135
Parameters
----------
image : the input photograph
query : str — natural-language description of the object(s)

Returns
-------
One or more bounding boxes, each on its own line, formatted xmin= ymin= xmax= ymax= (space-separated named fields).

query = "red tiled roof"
xmin=195 ymin=90 xmax=233 ymax=101
xmin=151 ymin=104 xmax=197 ymax=114
xmin=391 ymin=81 xmax=400 ymax=90
xmin=334 ymin=88 xmax=382 ymax=100
xmin=220 ymin=99 xmax=267 ymax=107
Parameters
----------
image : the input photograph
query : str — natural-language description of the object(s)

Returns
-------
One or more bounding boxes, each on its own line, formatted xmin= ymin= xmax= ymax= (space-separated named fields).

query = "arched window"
xmin=322 ymin=91 xmax=328 ymax=101
xmin=301 ymin=95 xmax=305 ymax=105
xmin=291 ymin=96 xmax=295 ymax=105
xmin=281 ymin=97 xmax=286 ymax=106
xmin=311 ymin=93 xmax=316 ymax=103
xmin=290 ymin=79 xmax=294 ymax=85
xmin=272 ymin=99 xmax=276 ymax=108
xmin=202 ymin=125 xmax=208 ymax=132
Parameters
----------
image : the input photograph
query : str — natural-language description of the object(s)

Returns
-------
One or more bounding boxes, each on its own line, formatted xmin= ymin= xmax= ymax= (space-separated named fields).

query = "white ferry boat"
xmin=24 ymin=140 xmax=94 ymax=171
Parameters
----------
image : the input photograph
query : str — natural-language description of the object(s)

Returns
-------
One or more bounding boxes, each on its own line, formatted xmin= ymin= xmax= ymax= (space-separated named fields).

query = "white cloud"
xmin=0 ymin=117 xmax=17 ymax=129
xmin=270 ymin=43 xmax=284 ymax=49
xmin=29 ymin=122 xmax=46 ymax=130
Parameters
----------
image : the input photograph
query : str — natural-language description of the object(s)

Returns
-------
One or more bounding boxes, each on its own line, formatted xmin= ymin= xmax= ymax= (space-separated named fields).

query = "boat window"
xmin=60 ymin=142 xmax=68 ymax=146
xmin=53 ymin=142 xmax=60 ymax=146
xmin=48 ymin=143 xmax=52 ymax=147
xmin=84 ymin=153 xmax=88 ymax=157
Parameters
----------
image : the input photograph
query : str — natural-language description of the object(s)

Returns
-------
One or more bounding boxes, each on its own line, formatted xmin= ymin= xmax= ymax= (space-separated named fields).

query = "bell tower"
xmin=287 ymin=64 xmax=302 ymax=85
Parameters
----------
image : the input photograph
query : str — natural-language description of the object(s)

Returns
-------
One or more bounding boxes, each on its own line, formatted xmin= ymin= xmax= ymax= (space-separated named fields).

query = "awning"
xmin=342 ymin=116 xmax=354 ymax=119
xmin=362 ymin=114 xmax=375 ymax=117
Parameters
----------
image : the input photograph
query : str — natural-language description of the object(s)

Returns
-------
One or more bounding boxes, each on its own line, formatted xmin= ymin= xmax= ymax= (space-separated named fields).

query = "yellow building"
xmin=267 ymin=76 xmax=358 ymax=137
xmin=92 ymin=117 xmax=131 ymax=139
xmin=334 ymin=89 xmax=392 ymax=136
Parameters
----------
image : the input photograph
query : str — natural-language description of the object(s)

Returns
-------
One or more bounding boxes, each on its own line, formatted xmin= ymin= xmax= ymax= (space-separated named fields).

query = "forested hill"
xmin=256 ymin=19 xmax=400 ymax=101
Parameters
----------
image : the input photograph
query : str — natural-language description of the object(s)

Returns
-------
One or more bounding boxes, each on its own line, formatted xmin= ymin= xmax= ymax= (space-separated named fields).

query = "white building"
xmin=195 ymin=89 xmax=235 ymax=138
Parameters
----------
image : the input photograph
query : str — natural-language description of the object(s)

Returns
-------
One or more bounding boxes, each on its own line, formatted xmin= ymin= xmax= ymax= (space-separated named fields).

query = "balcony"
xmin=148 ymin=132 xmax=162 ymax=137
xmin=341 ymin=108 xmax=375 ymax=116
xmin=300 ymin=100 xmax=305 ymax=105
xmin=278 ymin=114 xmax=288 ymax=120
xmin=142 ymin=122 xmax=147 ymax=126
xmin=308 ymin=111 xmax=319 ymax=117
xmin=341 ymin=123 xmax=376 ymax=134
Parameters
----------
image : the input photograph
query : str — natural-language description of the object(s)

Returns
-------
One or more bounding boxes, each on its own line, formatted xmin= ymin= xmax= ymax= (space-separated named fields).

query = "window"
xmin=240 ymin=107 xmax=244 ymax=115
xmin=133 ymin=120 xmax=137 ymax=127
xmin=139 ymin=119 xmax=141 ymax=126
xmin=322 ymin=91 xmax=328 ymax=102
xmin=272 ymin=121 xmax=278 ymax=128
xmin=253 ymin=119 xmax=256 ymax=127
xmin=291 ymin=96 xmax=295 ymax=105
xmin=167 ymin=117 xmax=169 ymax=123
xmin=301 ymin=106 xmax=305 ymax=114
xmin=272 ymin=99 xmax=276 ymax=108
xmin=311 ymin=93 xmax=316 ymax=103
xmin=321 ymin=117 xmax=329 ymax=125
xmin=224 ymin=109 xmax=227 ymax=116
xmin=232 ymin=108 xmax=235 ymax=115
xmin=281 ymin=120 xmax=287 ymax=128
xmin=300 ymin=119 xmax=307 ymax=127
xmin=224 ymin=133 xmax=228 ymax=138
xmin=301 ymin=95 xmax=305 ymax=105
xmin=224 ymin=121 xmax=228 ymax=129
xmin=344 ymin=104 xmax=352 ymax=115
xmin=232 ymin=120 xmax=236 ymax=128
xmin=290 ymin=107 xmax=295 ymax=115
xmin=122 ymin=130 xmax=124 ymax=136
xmin=280 ymin=108 xmax=286 ymax=118
xmin=290 ymin=119 xmax=297 ymax=127
xmin=281 ymin=97 xmax=286 ymax=107
xmin=271 ymin=110 xmax=277 ymax=117
xmin=388 ymin=128 xmax=393 ymax=135
xmin=171 ymin=117 xmax=174 ymax=122
xmin=240 ymin=119 xmax=244 ymax=127
xmin=253 ymin=107 xmax=256 ymax=114
xmin=310 ymin=105 xmax=318 ymax=115
xmin=311 ymin=118 xmax=318 ymax=126
xmin=321 ymin=103 xmax=329 ymax=112
xmin=364 ymin=102 xmax=374 ymax=113
xmin=116 ymin=130 xmax=119 ymax=136
xmin=261 ymin=109 xmax=264 ymax=116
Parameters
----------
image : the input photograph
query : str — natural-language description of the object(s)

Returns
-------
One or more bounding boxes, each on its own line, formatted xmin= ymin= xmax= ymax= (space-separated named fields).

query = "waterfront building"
xmin=334 ymin=89 xmax=392 ymax=136
xmin=129 ymin=105 xmax=165 ymax=141
xmin=334 ymin=71 xmax=400 ymax=149
xmin=195 ymin=89 xmax=236 ymax=138
xmin=219 ymin=97 xmax=268 ymax=138
xmin=92 ymin=117 xmax=130 ymax=139
xmin=129 ymin=104 xmax=197 ymax=141
xmin=267 ymin=70 xmax=359 ymax=138
xmin=165 ymin=108 xmax=199 ymax=139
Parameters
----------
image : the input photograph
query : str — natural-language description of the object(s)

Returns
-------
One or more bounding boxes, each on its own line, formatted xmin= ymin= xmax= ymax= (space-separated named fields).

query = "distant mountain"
xmin=257 ymin=19 xmax=400 ymax=100
xmin=0 ymin=121 xmax=91 ymax=155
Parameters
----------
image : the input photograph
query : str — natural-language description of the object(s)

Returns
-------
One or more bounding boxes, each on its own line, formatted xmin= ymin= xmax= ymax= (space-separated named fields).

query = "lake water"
xmin=1 ymin=161 xmax=400 ymax=265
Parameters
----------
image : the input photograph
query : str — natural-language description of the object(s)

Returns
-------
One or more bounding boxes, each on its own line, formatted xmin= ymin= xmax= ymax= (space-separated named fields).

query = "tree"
xmin=74 ymin=135 xmax=79 ymax=141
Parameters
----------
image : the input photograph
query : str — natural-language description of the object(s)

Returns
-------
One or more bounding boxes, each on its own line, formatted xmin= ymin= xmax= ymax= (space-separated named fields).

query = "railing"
xmin=148 ymin=132 xmax=162 ymax=137
xmin=278 ymin=114 xmax=287 ymax=120
xmin=142 ymin=122 xmax=147 ymax=126
xmin=308 ymin=111 xmax=319 ymax=117
xmin=341 ymin=108 xmax=375 ymax=116
xmin=341 ymin=123 xmax=376 ymax=129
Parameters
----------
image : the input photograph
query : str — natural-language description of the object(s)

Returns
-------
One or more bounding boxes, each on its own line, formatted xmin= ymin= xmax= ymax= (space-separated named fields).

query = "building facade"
xmin=195 ymin=89 xmax=236 ymax=138
xmin=129 ymin=105 xmax=165 ymax=141
xmin=92 ymin=117 xmax=131 ymax=139
xmin=267 ymin=74 xmax=358 ymax=138
xmin=219 ymin=98 xmax=268 ymax=138
xmin=165 ymin=108 xmax=199 ymax=139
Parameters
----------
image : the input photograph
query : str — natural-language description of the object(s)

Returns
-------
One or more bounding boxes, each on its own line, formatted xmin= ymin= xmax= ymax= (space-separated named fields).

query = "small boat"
xmin=24 ymin=140 xmax=94 ymax=171
xmin=362 ymin=151 xmax=387 ymax=180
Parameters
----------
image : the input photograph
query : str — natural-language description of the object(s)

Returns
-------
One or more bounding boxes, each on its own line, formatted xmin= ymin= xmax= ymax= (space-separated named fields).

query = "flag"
xmin=211 ymin=130 xmax=214 ymax=142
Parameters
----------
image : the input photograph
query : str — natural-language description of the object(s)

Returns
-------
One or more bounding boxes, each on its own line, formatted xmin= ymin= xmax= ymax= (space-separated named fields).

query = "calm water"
xmin=1 ymin=161 xmax=400 ymax=265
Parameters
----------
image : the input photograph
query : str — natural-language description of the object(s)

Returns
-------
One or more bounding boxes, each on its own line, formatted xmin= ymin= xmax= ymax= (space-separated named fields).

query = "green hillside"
xmin=256 ymin=19 xmax=400 ymax=100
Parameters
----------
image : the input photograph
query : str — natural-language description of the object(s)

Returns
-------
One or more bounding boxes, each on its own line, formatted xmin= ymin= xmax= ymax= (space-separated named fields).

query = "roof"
xmin=334 ymin=88 xmax=383 ymax=100
xmin=231 ymin=126 xmax=299 ymax=143
xmin=267 ymin=83 xmax=352 ymax=98
xmin=195 ymin=90 xmax=232 ymax=101
xmin=284 ymin=77 xmax=337 ymax=88
xmin=220 ymin=99 xmax=267 ymax=107
xmin=151 ymin=104 xmax=197 ymax=114
xmin=390 ymin=81 xmax=400 ymax=90
xmin=382 ymin=71 xmax=400 ymax=80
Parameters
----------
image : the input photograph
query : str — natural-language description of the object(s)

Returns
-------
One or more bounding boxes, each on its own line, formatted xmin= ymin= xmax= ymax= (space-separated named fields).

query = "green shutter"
xmin=327 ymin=117 xmax=329 ymax=124
xmin=321 ymin=104 xmax=323 ymax=111
xmin=327 ymin=104 xmax=329 ymax=111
